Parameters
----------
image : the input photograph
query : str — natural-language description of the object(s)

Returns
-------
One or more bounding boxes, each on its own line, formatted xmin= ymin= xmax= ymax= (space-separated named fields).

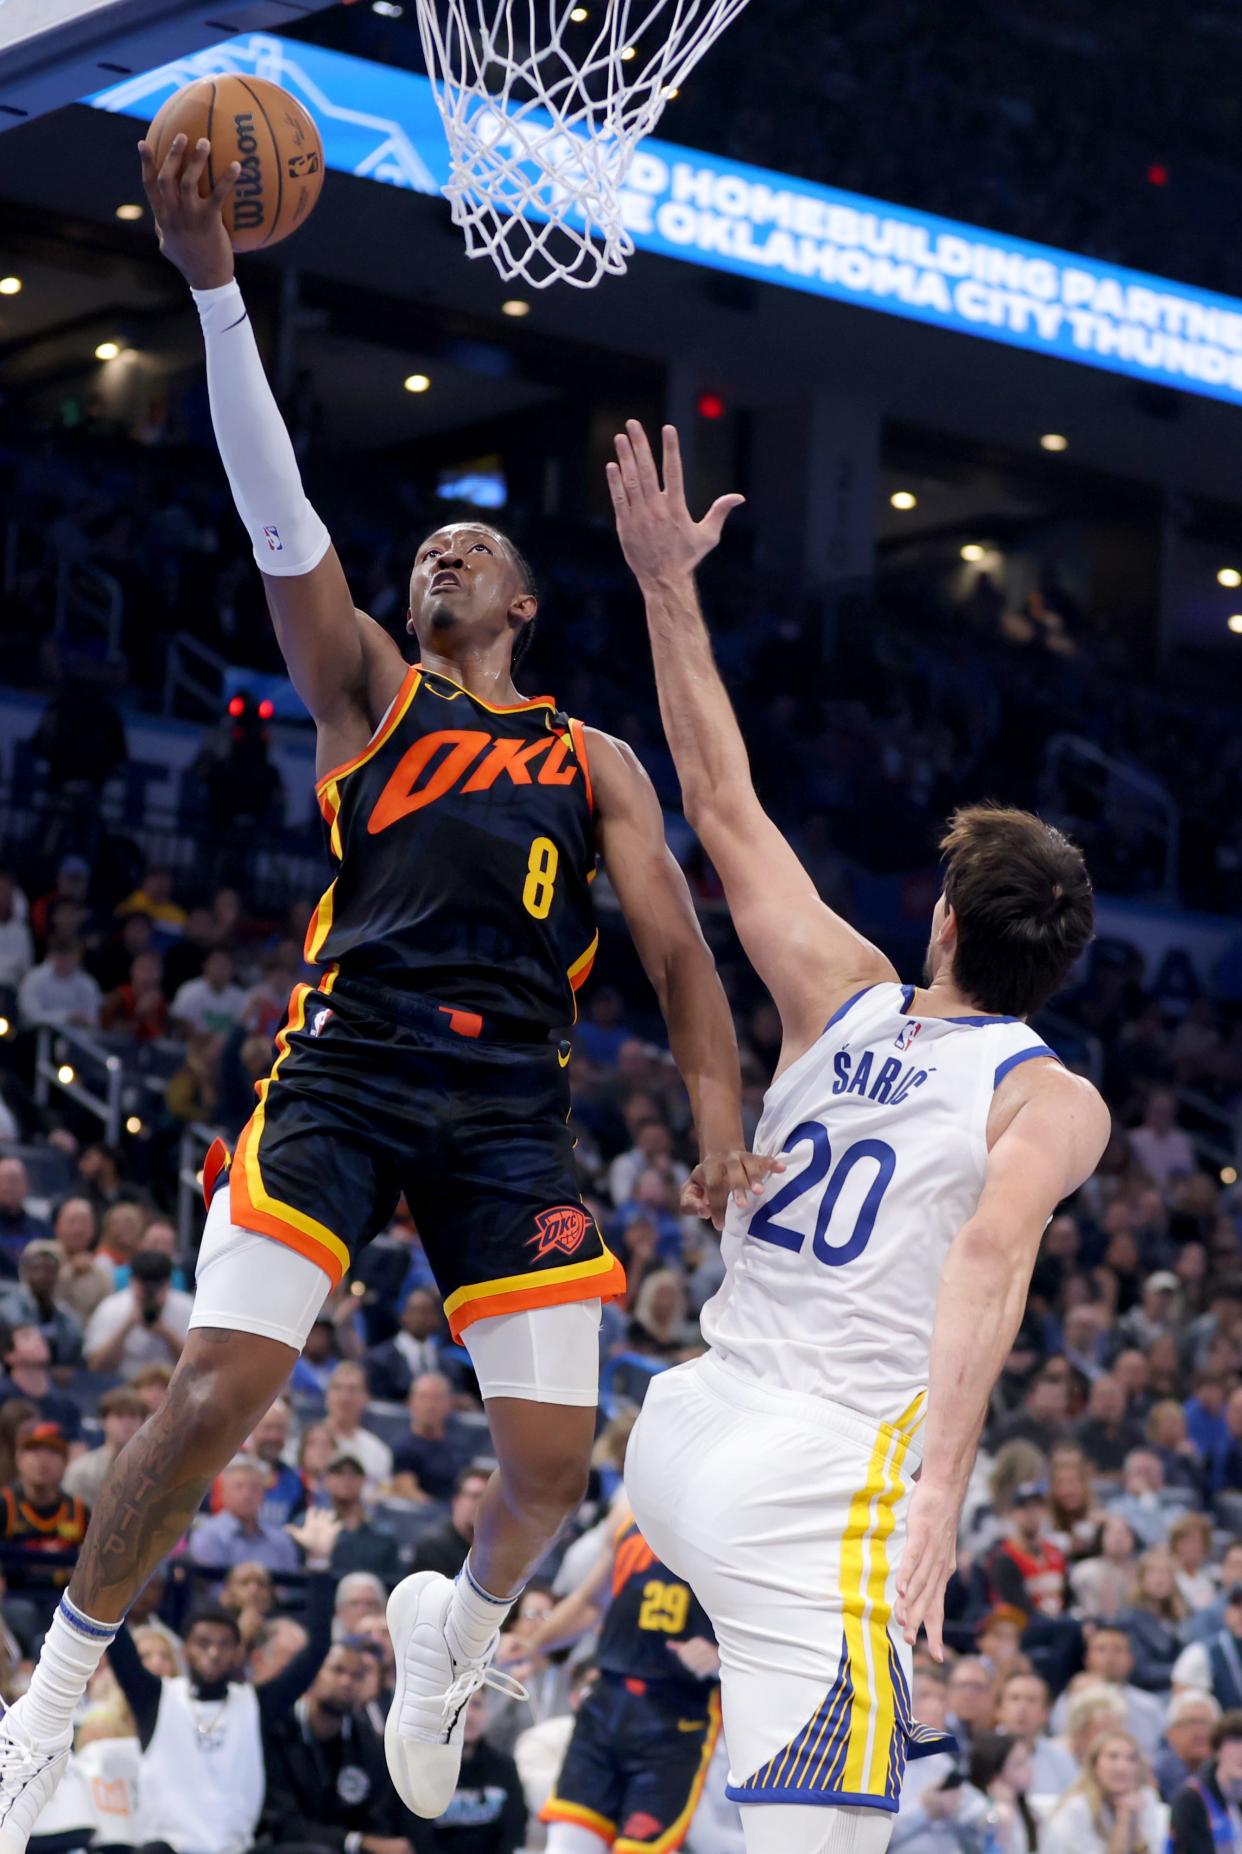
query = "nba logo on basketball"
xmin=528 ymin=1205 xmax=591 ymax=1259
xmin=263 ymin=526 xmax=283 ymax=551
xmin=895 ymin=1020 xmax=922 ymax=1052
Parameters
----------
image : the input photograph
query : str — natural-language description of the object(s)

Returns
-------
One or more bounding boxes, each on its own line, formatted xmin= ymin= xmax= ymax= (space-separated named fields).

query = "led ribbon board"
xmin=90 ymin=33 xmax=1242 ymax=408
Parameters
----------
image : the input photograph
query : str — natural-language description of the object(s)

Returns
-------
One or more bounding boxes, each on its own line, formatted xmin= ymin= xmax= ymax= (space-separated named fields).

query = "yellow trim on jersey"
xmin=237 ymin=984 xmax=352 ymax=1279
xmin=540 ymin=1796 xmax=616 ymax=1843
xmin=313 ymin=667 xmax=422 ymax=798
xmin=417 ymin=664 xmax=557 ymax=716
xmin=830 ymin=1401 xmax=921 ymax=1797
xmin=443 ymin=1245 xmax=620 ymax=1326
xmin=567 ymin=930 xmax=599 ymax=989
xmin=304 ymin=878 xmax=338 ymax=965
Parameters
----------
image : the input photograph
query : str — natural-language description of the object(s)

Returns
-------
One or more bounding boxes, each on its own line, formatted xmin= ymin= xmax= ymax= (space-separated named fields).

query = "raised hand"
xmin=681 ymin=1150 xmax=786 ymax=1230
xmin=137 ymin=133 xmax=239 ymax=289
xmin=607 ymin=421 xmax=744 ymax=589
xmin=286 ymin=1507 xmax=341 ymax=1564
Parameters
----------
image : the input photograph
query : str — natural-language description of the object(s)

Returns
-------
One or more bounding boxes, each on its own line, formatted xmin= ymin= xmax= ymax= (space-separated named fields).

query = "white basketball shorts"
xmin=625 ymin=1352 xmax=939 ymax=1823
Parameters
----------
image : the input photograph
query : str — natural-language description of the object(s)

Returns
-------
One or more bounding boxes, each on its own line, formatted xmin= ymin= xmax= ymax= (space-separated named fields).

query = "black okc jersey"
xmin=542 ymin=1520 xmax=721 ymax=1850
xmin=305 ymin=663 xmax=598 ymax=1032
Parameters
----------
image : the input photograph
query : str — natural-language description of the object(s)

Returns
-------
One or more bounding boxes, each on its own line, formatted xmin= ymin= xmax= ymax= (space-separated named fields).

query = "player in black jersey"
xmin=507 ymin=1503 xmax=722 ymax=1854
xmin=0 ymin=132 xmax=780 ymax=1854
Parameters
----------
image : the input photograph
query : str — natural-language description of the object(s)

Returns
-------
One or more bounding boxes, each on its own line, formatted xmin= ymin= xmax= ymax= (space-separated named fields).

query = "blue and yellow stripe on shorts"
xmin=725 ymin=1390 xmax=927 ymax=1813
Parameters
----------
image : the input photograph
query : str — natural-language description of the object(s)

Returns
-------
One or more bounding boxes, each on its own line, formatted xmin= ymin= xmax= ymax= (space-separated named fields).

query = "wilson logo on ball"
xmin=232 ymin=111 xmax=265 ymax=233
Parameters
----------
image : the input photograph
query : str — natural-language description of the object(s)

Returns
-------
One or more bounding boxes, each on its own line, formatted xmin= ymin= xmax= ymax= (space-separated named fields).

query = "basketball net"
xmin=412 ymin=0 xmax=752 ymax=289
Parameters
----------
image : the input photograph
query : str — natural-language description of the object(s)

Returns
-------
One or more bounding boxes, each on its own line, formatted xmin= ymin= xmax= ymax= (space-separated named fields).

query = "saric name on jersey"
xmin=830 ymin=1047 xmax=930 ymax=1106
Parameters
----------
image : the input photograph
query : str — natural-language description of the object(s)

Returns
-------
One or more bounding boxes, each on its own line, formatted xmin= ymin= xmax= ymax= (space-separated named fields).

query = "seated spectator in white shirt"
xmin=996 ymin=1668 xmax=1079 ymax=1796
xmin=63 ymin=1386 xmax=146 ymax=1509
xmin=17 ymin=935 xmax=101 ymax=1029
xmin=84 ymin=1251 xmax=192 ymax=1374
xmin=0 ymin=873 xmax=33 ymax=994
xmin=169 ymin=948 xmax=247 ymax=1036
xmin=1051 ymin=1629 xmax=1166 ymax=1758
xmin=322 ymin=1361 xmax=392 ymax=1487
xmin=1128 ymin=1089 xmax=1197 ymax=1188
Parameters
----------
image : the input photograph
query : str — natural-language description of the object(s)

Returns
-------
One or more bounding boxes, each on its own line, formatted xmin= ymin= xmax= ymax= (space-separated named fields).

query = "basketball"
xmin=147 ymin=75 xmax=324 ymax=253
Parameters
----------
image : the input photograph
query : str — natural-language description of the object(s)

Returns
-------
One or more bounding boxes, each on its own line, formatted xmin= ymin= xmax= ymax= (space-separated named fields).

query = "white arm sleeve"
xmin=191 ymin=279 xmax=331 ymax=579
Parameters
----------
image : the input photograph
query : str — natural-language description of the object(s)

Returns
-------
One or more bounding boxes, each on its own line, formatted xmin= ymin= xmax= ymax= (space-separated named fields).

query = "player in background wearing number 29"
xmin=612 ymin=422 xmax=1113 ymax=1854
xmin=0 ymin=140 xmax=780 ymax=1852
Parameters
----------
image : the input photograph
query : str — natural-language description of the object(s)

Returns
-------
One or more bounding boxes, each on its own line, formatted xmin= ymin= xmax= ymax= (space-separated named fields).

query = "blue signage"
xmin=90 ymin=33 xmax=1242 ymax=409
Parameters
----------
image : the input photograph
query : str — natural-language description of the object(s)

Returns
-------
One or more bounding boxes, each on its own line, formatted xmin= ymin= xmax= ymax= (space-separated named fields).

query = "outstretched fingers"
xmin=625 ymin=419 xmax=662 ymax=500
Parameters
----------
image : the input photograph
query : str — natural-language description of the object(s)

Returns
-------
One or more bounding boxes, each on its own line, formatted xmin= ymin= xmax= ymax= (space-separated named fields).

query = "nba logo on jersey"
xmin=309 ymin=1006 xmax=333 ymax=1038
xmin=263 ymin=525 xmax=283 ymax=552
xmin=894 ymin=1018 xmax=922 ymax=1052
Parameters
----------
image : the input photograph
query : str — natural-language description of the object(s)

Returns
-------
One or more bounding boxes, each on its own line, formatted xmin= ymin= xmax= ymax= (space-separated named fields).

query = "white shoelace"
xmin=0 ymin=1738 xmax=39 ymax=1786
xmin=440 ymin=1662 xmax=528 ymax=1733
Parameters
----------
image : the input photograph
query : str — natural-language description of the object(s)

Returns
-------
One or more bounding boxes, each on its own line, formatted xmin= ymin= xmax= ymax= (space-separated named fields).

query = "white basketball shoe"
xmin=384 ymin=1571 xmax=526 ymax=1819
xmin=0 ymin=1698 xmax=71 ymax=1854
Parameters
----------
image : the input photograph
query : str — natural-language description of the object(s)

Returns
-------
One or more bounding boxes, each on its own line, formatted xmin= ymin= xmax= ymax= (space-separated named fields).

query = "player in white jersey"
xmin=605 ymin=423 xmax=1112 ymax=1854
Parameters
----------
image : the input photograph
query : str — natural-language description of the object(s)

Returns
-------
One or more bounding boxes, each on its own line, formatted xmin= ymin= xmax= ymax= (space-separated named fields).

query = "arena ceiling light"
xmin=569 ymin=6 xmax=589 ymax=18
xmin=372 ymin=1 xmax=404 ymax=14
xmin=501 ymin=299 xmax=531 ymax=317
xmin=115 ymin=202 xmax=144 ymax=220
xmin=1228 ymin=615 xmax=1242 ymax=635
xmin=403 ymin=372 xmax=431 ymax=393
xmin=890 ymin=490 xmax=917 ymax=510
xmin=960 ymin=543 xmax=986 ymax=562
xmin=1217 ymin=567 xmax=1242 ymax=588
xmin=95 ymin=339 xmax=121 ymax=360
xmin=0 ymin=277 xmax=22 ymax=295
xmin=1040 ymin=433 xmax=1069 ymax=452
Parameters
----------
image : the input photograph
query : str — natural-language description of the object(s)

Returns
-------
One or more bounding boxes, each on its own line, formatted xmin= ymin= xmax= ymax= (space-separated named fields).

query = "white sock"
xmin=16 ymin=1597 xmax=117 ymax=1744
xmin=444 ymin=1556 xmax=519 ymax=1664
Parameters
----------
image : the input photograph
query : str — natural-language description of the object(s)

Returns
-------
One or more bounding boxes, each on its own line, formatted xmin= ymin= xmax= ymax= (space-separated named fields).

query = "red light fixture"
xmin=258 ymin=698 xmax=275 ymax=720
xmin=227 ymin=695 xmax=244 ymax=717
xmin=1147 ymin=162 xmax=1169 ymax=187
xmin=697 ymin=392 xmax=726 ymax=421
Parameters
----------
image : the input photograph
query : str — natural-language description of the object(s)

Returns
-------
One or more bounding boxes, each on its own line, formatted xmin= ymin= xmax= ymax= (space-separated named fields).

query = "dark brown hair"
xmin=940 ymin=804 xmax=1094 ymax=1017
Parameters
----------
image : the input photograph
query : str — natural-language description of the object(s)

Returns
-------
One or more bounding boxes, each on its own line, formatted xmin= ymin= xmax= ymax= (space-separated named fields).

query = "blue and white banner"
xmin=90 ymin=32 xmax=1242 ymax=409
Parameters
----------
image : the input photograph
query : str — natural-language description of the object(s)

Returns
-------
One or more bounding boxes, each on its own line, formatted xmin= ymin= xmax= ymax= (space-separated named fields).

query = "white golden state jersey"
xmin=700 ymin=981 xmax=1057 ymax=1435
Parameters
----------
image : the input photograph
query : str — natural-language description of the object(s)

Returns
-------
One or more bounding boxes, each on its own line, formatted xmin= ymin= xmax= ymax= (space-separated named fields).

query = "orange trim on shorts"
xmin=540 ymin=1797 xmax=616 ymax=1844
xmin=314 ymin=666 xmax=422 ymax=797
xmin=229 ymin=982 xmax=350 ymax=1287
xmin=443 ymin=1247 xmax=626 ymax=1342
xmin=613 ymin=1691 xmax=722 ymax=1854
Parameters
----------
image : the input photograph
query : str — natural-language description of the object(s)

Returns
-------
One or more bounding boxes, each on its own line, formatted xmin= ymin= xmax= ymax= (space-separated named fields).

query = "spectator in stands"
xmin=244 ymin=1396 xmax=304 ymax=1526
xmin=118 ymin=1216 xmax=188 ymax=1293
xmin=1167 ymin=1709 xmax=1242 ymax=1854
xmin=1172 ymin=1586 xmax=1242 ymax=1710
xmin=0 ymin=1161 xmax=48 ymax=1273
xmin=297 ymin=1420 xmax=334 ymax=1509
xmin=945 ymin=1657 xmax=997 ymax=1762
xmin=169 ymin=947 xmax=246 ymax=1037
xmin=114 ymin=866 xmax=186 ymax=942
xmin=1074 ymin=1373 xmax=1146 ymax=1473
xmin=334 ymin=1570 xmax=388 ymax=1637
xmin=108 ymin=1515 xmax=336 ymax=1854
xmin=62 ymin=1386 xmax=145 ymax=1509
xmin=100 ymin=950 xmax=168 ymax=1042
xmin=75 ymin=1141 xmax=124 ymax=1219
xmin=417 ymin=1689 xmax=527 ymax=1853
xmin=322 ymin=1361 xmax=392 ymax=1486
xmin=1045 ymin=1729 xmax=1166 ymax=1854
xmin=50 ymin=1193 xmax=109 ymax=1327
xmin=961 ymin=1731 xmax=1039 ymax=1854
xmin=1108 ymin=1446 xmax=1190 ymax=1546
xmin=1116 ymin=1547 xmax=1190 ymax=1691
xmin=1053 ymin=1627 xmax=1164 ymax=1756
xmin=391 ymin=1372 xmax=474 ymax=1503
xmin=289 ymin=1312 xmax=347 ymax=1397
xmin=1046 ymin=1443 xmax=1104 ymax=1560
xmin=995 ymin=1669 xmax=1078 ymax=1794
xmin=16 ymin=934 xmax=100 ymax=1029
xmin=1060 ymin=1304 xmax=1111 ymax=1383
xmin=0 ymin=1325 xmax=82 ymax=1438
xmin=92 ymin=909 xmax=156 ymax=995
xmin=84 ymin=1250 xmax=190 ymax=1373
xmin=29 ymin=857 xmax=91 ymax=948
xmin=129 ymin=1360 xmax=172 ymax=1416
xmin=95 ymin=1200 xmax=145 ymax=1280
xmin=0 ymin=1241 xmax=81 ymax=1371
xmin=1154 ymin=1690 xmax=1220 ymax=1801
xmin=994 ymin=1360 xmax=1073 ymax=1452
xmin=985 ymin=1481 xmax=1068 ymax=1611
xmin=189 ymin=1454 xmax=301 ymax=1575
xmin=261 ymin=1639 xmax=410 ymax=1854
xmin=607 ymin=1115 xmax=689 ymax=1210
xmin=164 ymin=1028 xmax=222 ymax=1124
xmin=1120 ymin=1271 xmax=1184 ymax=1352
xmin=1146 ymin=1401 xmax=1204 ymax=1500
xmin=219 ymin=1562 xmax=276 ymax=1654
xmin=625 ymin=1267 xmax=690 ymax=1359
xmin=412 ymin=1464 xmax=488 ymax=1581
xmin=1184 ymin=1372 xmax=1229 ymax=1467
xmin=321 ymin=1451 xmax=401 ymax=1588
xmin=0 ymin=874 xmax=33 ymax=996
xmin=1210 ymin=1385 xmax=1242 ymax=1493
xmin=249 ymin=1614 xmax=310 ymax=1686
xmin=1170 ymin=1514 xmax=1217 ymax=1615
xmin=1129 ymin=1089 xmax=1198 ymax=1187
xmin=365 ymin=1286 xmax=448 ymax=1402
xmin=0 ymin=1420 xmax=88 ymax=1619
